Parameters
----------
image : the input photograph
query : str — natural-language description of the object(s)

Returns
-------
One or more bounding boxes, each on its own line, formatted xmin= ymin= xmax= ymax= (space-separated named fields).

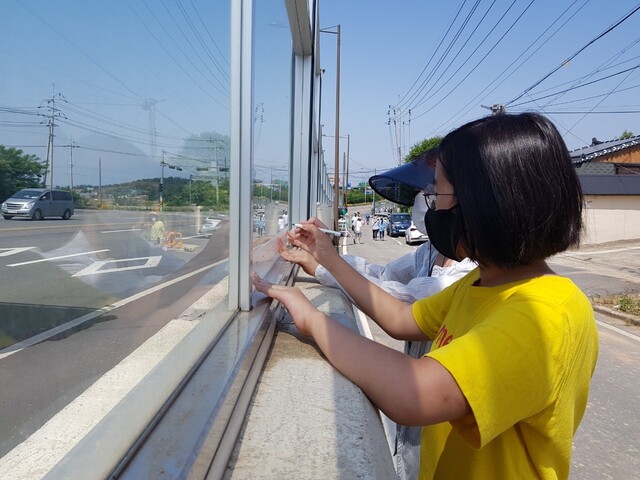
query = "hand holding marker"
xmin=293 ymin=223 xmax=343 ymax=237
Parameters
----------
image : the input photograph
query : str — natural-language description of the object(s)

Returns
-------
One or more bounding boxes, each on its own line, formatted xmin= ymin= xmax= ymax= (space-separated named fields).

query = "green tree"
xmin=620 ymin=130 xmax=634 ymax=140
xmin=404 ymin=136 xmax=442 ymax=164
xmin=0 ymin=145 xmax=46 ymax=202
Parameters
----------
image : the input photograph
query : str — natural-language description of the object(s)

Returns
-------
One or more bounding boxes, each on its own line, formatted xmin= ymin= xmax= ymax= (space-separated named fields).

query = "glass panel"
xmin=0 ymin=0 xmax=231 ymax=467
xmin=251 ymin=0 xmax=291 ymax=275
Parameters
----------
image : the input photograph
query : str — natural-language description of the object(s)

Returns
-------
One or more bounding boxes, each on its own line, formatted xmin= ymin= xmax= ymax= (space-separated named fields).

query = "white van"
xmin=1 ymin=188 xmax=75 ymax=220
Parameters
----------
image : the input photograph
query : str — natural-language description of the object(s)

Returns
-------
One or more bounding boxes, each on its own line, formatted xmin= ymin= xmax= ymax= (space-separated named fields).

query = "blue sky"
xmin=319 ymin=0 xmax=640 ymax=186
xmin=1 ymin=0 xmax=234 ymax=186
xmin=1 ymin=1 xmax=640 ymax=188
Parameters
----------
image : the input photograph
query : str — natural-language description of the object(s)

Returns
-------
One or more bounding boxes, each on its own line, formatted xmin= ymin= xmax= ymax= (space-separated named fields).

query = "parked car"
xmin=386 ymin=212 xmax=412 ymax=237
xmin=405 ymin=221 xmax=428 ymax=245
xmin=199 ymin=216 xmax=221 ymax=235
xmin=1 ymin=188 xmax=74 ymax=220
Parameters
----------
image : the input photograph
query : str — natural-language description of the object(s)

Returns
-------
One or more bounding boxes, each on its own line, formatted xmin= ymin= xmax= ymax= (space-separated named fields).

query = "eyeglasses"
xmin=422 ymin=184 xmax=456 ymax=210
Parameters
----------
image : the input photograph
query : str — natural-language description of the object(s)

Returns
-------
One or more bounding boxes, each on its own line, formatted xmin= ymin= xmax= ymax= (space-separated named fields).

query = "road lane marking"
xmin=73 ymin=256 xmax=161 ymax=277
xmin=7 ymin=249 xmax=109 ymax=267
xmin=561 ymin=246 xmax=640 ymax=256
xmin=0 ymin=259 xmax=226 ymax=360
xmin=596 ymin=320 xmax=640 ymax=343
xmin=0 ymin=247 xmax=36 ymax=257
xmin=101 ymin=228 xmax=142 ymax=233
xmin=0 ymin=222 xmax=140 ymax=232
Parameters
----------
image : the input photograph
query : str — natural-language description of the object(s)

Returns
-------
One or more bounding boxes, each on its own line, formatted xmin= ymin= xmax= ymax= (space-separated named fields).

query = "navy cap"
xmin=368 ymin=150 xmax=437 ymax=206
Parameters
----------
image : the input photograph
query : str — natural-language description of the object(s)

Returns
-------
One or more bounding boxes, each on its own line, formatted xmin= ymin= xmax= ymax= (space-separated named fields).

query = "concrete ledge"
xmin=224 ymin=273 xmax=395 ymax=479
xmin=592 ymin=304 xmax=640 ymax=326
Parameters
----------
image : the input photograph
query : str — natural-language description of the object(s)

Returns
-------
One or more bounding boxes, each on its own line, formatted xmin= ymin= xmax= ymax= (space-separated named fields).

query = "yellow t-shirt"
xmin=412 ymin=269 xmax=598 ymax=480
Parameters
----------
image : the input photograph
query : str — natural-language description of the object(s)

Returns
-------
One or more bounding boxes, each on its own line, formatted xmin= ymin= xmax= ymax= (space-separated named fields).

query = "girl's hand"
xmin=288 ymin=217 xmax=339 ymax=268
xmin=277 ymin=237 xmax=319 ymax=276
xmin=252 ymin=273 xmax=321 ymax=337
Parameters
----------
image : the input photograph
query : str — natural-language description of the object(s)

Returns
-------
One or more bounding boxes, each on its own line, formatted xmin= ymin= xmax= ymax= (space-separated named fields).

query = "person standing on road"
xmin=378 ymin=216 xmax=387 ymax=241
xmin=149 ymin=212 xmax=165 ymax=246
xmin=256 ymin=112 xmax=598 ymax=480
xmin=372 ymin=216 xmax=380 ymax=240
xmin=353 ymin=214 xmax=363 ymax=244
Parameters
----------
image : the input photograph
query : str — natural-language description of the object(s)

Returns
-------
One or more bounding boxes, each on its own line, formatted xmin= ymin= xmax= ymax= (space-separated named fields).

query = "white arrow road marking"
xmin=73 ymin=256 xmax=162 ymax=277
xmin=7 ymin=249 xmax=109 ymax=267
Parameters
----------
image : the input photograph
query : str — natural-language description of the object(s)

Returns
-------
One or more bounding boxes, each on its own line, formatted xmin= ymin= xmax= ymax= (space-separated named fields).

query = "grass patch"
xmin=592 ymin=293 xmax=640 ymax=317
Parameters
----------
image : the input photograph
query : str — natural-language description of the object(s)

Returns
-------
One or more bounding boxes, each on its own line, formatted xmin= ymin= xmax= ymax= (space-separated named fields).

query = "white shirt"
xmin=315 ymin=241 xmax=476 ymax=303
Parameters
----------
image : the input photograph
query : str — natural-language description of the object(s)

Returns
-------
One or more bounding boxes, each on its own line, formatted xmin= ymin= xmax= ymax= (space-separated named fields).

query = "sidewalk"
xmin=224 ymin=267 xmax=395 ymax=479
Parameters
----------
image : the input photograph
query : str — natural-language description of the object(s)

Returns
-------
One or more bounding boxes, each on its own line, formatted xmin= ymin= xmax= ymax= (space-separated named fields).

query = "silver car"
xmin=1 ymin=188 xmax=75 ymax=220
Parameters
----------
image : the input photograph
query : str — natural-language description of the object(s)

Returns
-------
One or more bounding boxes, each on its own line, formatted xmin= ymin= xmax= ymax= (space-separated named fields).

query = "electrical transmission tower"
xmin=41 ymin=91 xmax=66 ymax=188
xmin=142 ymin=98 xmax=165 ymax=159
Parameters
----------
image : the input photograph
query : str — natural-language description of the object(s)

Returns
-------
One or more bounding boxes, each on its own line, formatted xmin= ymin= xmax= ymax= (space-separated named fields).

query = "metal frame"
xmin=229 ymin=0 xmax=254 ymax=311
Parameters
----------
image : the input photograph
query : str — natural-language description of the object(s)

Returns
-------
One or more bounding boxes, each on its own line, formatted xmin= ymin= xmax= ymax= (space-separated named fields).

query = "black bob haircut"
xmin=439 ymin=112 xmax=583 ymax=268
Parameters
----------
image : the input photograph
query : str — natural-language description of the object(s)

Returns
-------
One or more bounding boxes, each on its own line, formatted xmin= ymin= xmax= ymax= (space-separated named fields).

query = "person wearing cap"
xmin=278 ymin=148 xmax=475 ymax=480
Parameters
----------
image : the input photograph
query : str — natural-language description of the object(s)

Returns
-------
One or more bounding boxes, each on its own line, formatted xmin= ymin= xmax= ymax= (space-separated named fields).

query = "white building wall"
xmin=582 ymin=195 xmax=640 ymax=244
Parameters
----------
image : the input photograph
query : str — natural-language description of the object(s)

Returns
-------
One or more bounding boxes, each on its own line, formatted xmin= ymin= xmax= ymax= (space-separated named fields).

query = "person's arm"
xmin=289 ymin=219 xmax=424 ymax=340
xmin=252 ymin=274 xmax=471 ymax=425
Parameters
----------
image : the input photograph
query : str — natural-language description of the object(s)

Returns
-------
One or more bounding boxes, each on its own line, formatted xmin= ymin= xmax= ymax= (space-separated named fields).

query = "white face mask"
xmin=411 ymin=192 xmax=428 ymax=234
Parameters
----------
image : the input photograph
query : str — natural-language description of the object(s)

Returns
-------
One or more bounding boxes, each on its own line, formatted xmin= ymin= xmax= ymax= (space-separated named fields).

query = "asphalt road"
xmin=0 ymin=210 xmax=229 ymax=456
xmin=342 ymin=213 xmax=640 ymax=480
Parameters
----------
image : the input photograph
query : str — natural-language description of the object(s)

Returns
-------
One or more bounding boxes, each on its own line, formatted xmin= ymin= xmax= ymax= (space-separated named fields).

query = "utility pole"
xmin=372 ymin=168 xmax=377 ymax=213
xmin=320 ymin=25 xmax=341 ymax=230
xmin=342 ymin=151 xmax=347 ymax=206
xmin=160 ymin=150 xmax=165 ymax=212
xmin=396 ymin=107 xmax=402 ymax=165
xmin=334 ymin=24 xmax=341 ymax=230
xmin=345 ymin=134 xmax=350 ymax=206
xmin=481 ymin=103 xmax=506 ymax=115
xmin=68 ymin=137 xmax=77 ymax=191
xmin=98 ymin=157 xmax=102 ymax=207
xmin=214 ymin=144 xmax=219 ymax=206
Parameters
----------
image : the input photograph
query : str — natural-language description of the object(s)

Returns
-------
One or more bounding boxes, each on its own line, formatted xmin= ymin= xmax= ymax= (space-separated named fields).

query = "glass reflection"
xmin=251 ymin=0 xmax=291 ymax=275
xmin=0 ymin=0 xmax=231 ymax=460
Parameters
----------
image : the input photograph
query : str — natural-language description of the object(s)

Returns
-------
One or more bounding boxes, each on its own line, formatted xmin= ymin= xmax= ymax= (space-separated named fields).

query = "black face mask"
xmin=425 ymin=205 xmax=465 ymax=262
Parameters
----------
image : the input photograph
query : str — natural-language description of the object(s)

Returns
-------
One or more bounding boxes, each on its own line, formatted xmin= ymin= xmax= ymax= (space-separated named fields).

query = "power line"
xmin=509 ymin=64 xmax=640 ymax=108
xmin=16 ymin=0 xmax=143 ymax=100
xmin=406 ymin=0 xmax=504 ymax=114
xmin=432 ymin=0 xmax=591 ymax=135
xmin=396 ymin=0 xmax=484 ymax=114
xmin=394 ymin=0 xmax=472 ymax=110
xmin=505 ymin=3 xmax=640 ymax=106
xmin=411 ymin=0 xmax=535 ymax=122
xmin=124 ymin=0 xmax=228 ymax=110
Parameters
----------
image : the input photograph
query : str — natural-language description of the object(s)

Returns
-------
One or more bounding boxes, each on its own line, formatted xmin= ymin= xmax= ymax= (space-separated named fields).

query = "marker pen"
xmin=293 ymin=223 xmax=343 ymax=237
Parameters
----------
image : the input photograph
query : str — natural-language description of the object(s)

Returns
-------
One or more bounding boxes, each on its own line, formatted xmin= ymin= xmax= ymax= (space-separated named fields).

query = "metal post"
xmin=160 ymin=150 xmax=165 ymax=212
xmin=333 ymin=25 xmax=341 ymax=231
xmin=98 ymin=157 xmax=102 ymax=207
xmin=69 ymin=137 xmax=74 ymax=191
xmin=372 ymin=168 xmax=376 ymax=214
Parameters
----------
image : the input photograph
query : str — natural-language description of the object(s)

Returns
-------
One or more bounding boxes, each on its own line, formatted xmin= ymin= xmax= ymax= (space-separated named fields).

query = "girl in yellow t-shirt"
xmin=253 ymin=112 xmax=598 ymax=480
